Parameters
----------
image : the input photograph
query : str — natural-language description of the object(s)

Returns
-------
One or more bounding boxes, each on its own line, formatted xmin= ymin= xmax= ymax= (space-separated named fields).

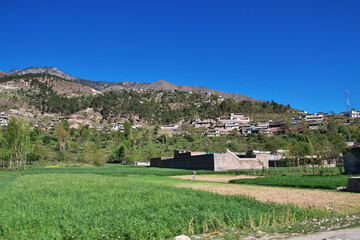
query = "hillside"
xmin=8 ymin=67 xmax=261 ymax=102
xmin=0 ymin=73 xmax=97 ymax=97
xmin=0 ymin=72 xmax=294 ymax=125
xmin=0 ymin=71 xmax=6 ymax=77
xmin=7 ymin=67 xmax=81 ymax=82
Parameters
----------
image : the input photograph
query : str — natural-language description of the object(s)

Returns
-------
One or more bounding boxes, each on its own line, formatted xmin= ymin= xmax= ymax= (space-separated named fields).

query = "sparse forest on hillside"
xmin=1 ymin=74 xmax=294 ymax=124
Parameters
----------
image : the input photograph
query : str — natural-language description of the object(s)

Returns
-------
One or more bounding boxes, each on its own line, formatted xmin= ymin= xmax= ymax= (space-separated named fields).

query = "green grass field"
xmin=229 ymin=175 xmax=354 ymax=190
xmin=0 ymin=165 xmax=333 ymax=239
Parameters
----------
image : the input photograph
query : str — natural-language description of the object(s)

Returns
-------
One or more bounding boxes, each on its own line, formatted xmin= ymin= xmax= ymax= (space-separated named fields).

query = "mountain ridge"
xmin=5 ymin=67 xmax=261 ymax=102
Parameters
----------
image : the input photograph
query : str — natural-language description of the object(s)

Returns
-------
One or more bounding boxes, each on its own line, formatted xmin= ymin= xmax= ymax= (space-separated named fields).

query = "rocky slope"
xmin=7 ymin=67 xmax=261 ymax=102
xmin=0 ymin=74 xmax=98 ymax=97
xmin=8 ymin=67 xmax=81 ymax=82
xmin=0 ymin=71 xmax=6 ymax=77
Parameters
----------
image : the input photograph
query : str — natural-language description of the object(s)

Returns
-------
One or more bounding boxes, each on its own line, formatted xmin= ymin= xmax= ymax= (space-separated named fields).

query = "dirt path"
xmin=171 ymin=174 xmax=259 ymax=182
xmin=173 ymin=175 xmax=360 ymax=214
xmin=288 ymin=226 xmax=360 ymax=240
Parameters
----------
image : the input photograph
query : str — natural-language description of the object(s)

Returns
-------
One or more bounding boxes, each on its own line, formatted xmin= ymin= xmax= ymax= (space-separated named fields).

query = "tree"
xmin=114 ymin=145 xmax=126 ymax=163
xmin=284 ymin=119 xmax=292 ymax=133
xmin=80 ymin=125 xmax=91 ymax=143
xmin=55 ymin=120 xmax=70 ymax=152
xmin=124 ymin=121 xmax=132 ymax=140
xmin=300 ymin=119 xmax=309 ymax=133
xmin=338 ymin=124 xmax=351 ymax=141
xmin=3 ymin=118 xmax=30 ymax=170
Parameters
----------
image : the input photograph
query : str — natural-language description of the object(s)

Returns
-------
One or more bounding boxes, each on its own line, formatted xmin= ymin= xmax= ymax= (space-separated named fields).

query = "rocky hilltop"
xmin=5 ymin=67 xmax=261 ymax=102
xmin=8 ymin=67 xmax=81 ymax=82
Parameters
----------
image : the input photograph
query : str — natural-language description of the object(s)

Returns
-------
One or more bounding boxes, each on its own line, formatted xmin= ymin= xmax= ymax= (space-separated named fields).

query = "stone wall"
xmin=150 ymin=154 xmax=214 ymax=170
xmin=213 ymin=150 xmax=267 ymax=171
xmin=348 ymin=177 xmax=360 ymax=193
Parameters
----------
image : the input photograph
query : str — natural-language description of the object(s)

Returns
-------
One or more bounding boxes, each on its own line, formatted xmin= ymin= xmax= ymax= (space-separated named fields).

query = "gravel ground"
xmin=287 ymin=227 xmax=360 ymax=240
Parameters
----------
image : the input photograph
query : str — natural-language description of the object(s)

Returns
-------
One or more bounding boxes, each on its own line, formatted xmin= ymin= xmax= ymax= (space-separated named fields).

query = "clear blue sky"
xmin=1 ymin=0 xmax=359 ymax=113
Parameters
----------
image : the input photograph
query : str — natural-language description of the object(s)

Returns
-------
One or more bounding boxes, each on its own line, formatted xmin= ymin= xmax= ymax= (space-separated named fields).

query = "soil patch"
xmin=171 ymin=174 xmax=259 ymax=182
xmin=176 ymin=182 xmax=360 ymax=214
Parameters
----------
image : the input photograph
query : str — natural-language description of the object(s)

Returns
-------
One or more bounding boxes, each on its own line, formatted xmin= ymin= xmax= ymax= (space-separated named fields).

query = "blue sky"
xmin=0 ymin=0 xmax=359 ymax=113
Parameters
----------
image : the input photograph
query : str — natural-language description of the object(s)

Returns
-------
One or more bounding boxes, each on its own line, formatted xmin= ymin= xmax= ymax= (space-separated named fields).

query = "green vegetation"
xmin=0 ymin=165 xmax=331 ymax=239
xmin=229 ymin=175 xmax=354 ymax=190
xmin=0 ymin=115 xmax=357 ymax=173
xmin=2 ymin=74 xmax=294 ymax=124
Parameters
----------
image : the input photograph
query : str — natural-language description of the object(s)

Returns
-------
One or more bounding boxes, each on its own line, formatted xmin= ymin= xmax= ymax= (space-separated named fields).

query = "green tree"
xmin=55 ymin=120 xmax=70 ymax=152
xmin=338 ymin=124 xmax=351 ymax=141
xmin=3 ymin=118 xmax=30 ymax=170
xmin=300 ymin=119 xmax=309 ymax=133
xmin=114 ymin=145 xmax=126 ymax=163
xmin=124 ymin=121 xmax=132 ymax=140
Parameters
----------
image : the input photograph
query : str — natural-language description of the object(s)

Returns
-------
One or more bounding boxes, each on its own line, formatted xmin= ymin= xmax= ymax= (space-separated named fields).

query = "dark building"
xmin=344 ymin=147 xmax=360 ymax=174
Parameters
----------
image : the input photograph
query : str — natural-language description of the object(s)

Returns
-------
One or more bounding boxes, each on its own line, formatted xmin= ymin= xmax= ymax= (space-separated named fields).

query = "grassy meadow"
xmin=229 ymin=175 xmax=353 ymax=190
xmin=0 ymin=165 xmax=337 ymax=239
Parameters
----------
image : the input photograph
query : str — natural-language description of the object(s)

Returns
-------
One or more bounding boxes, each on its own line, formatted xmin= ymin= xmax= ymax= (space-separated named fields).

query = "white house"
xmin=0 ymin=112 xmax=8 ymax=127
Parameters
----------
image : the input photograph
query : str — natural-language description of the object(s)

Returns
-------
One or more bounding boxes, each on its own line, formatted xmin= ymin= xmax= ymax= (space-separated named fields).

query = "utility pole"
xmin=345 ymin=90 xmax=351 ymax=113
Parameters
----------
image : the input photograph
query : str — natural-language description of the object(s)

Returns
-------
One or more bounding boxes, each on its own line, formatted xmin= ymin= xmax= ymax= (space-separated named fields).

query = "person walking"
xmin=192 ymin=170 xmax=196 ymax=180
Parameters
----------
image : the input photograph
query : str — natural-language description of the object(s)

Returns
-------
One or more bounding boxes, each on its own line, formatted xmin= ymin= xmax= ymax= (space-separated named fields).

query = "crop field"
xmin=228 ymin=175 xmax=355 ymax=190
xmin=0 ymin=165 xmax=334 ymax=239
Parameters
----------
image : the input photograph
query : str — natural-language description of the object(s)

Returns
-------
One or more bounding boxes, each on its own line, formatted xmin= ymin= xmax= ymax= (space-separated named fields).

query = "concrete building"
xmin=345 ymin=110 xmax=360 ymax=118
xmin=224 ymin=122 xmax=239 ymax=130
xmin=218 ymin=113 xmax=251 ymax=125
xmin=206 ymin=129 xmax=220 ymax=137
xmin=160 ymin=124 xmax=179 ymax=130
xmin=344 ymin=147 xmax=360 ymax=174
xmin=150 ymin=149 xmax=277 ymax=171
xmin=0 ymin=112 xmax=8 ymax=127
xmin=240 ymin=122 xmax=270 ymax=135
xmin=304 ymin=113 xmax=323 ymax=122
xmin=134 ymin=161 xmax=150 ymax=166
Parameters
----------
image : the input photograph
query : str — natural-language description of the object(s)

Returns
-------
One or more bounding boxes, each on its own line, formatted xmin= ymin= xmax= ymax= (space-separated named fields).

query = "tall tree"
xmin=124 ymin=121 xmax=132 ymax=141
xmin=3 ymin=118 xmax=30 ymax=170
xmin=55 ymin=120 xmax=70 ymax=152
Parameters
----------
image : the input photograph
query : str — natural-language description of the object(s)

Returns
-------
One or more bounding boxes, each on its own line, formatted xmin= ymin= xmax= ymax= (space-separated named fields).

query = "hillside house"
xmin=224 ymin=122 xmax=239 ymax=130
xmin=0 ymin=112 xmax=8 ymax=127
xmin=304 ymin=113 xmax=323 ymax=122
xmin=218 ymin=113 xmax=250 ymax=125
xmin=308 ymin=121 xmax=325 ymax=130
xmin=218 ymin=116 xmax=233 ymax=123
xmin=206 ymin=129 xmax=220 ymax=137
xmin=110 ymin=123 xmax=124 ymax=131
xmin=345 ymin=110 xmax=360 ymax=118
xmin=268 ymin=120 xmax=286 ymax=135
xmin=96 ymin=125 xmax=104 ymax=132
xmin=191 ymin=119 xmax=215 ymax=128
xmin=230 ymin=113 xmax=251 ymax=124
xmin=240 ymin=122 xmax=270 ymax=135
xmin=290 ymin=118 xmax=302 ymax=127
xmin=160 ymin=125 xmax=179 ymax=130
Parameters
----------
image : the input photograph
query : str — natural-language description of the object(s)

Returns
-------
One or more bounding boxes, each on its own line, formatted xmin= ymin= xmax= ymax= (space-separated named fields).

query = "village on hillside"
xmin=1 ymin=108 xmax=359 ymax=137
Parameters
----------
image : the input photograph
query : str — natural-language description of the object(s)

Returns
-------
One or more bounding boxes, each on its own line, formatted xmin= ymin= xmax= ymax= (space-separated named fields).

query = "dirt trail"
xmin=171 ymin=174 xmax=259 ymax=182
xmin=173 ymin=175 xmax=360 ymax=214
xmin=289 ymin=226 xmax=360 ymax=240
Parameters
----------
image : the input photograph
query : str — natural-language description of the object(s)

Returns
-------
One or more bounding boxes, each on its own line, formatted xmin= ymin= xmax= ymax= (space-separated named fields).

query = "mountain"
xmin=8 ymin=67 xmax=261 ymax=102
xmin=0 ymin=71 xmax=6 ymax=77
xmin=8 ymin=67 xmax=81 ymax=82
xmin=0 ymin=73 xmax=98 ymax=97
